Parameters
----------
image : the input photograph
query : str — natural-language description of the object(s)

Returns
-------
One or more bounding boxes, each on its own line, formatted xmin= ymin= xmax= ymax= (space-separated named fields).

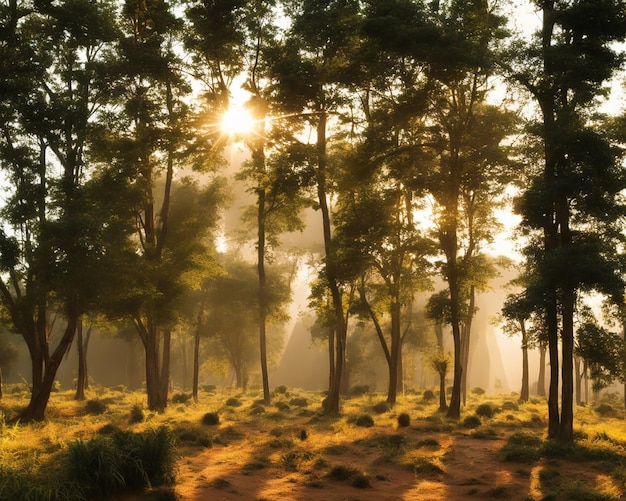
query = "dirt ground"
xmin=148 ymin=424 xmax=617 ymax=501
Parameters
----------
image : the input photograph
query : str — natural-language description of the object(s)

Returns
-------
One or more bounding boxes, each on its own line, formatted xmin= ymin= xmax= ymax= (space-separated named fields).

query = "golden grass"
xmin=2 ymin=385 xmax=626 ymax=500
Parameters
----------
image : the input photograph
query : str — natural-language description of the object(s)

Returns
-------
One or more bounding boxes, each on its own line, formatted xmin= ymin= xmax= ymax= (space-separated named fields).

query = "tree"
xmin=270 ymin=0 xmax=362 ymax=415
xmin=511 ymin=0 xmax=626 ymax=440
xmin=203 ymin=256 xmax=290 ymax=389
xmin=0 ymin=0 xmax=123 ymax=421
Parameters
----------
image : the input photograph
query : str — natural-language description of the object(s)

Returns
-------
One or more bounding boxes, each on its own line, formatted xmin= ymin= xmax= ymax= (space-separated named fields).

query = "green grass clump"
xmin=201 ymin=411 xmax=220 ymax=426
xmin=327 ymin=464 xmax=370 ymax=487
xmin=471 ymin=387 xmax=486 ymax=396
xmin=500 ymin=431 xmax=542 ymax=463
xmin=372 ymin=401 xmax=390 ymax=414
xmin=355 ymin=414 xmax=375 ymax=427
xmin=422 ymin=389 xmax=435 ymax=402
xmin=85 ymin=399 xmax=107 ymax=415
xmin=397 ymin=412 xmax=411 ymax=427
xmin=171 ymin=393 xmax=192 ymax=404
xmin=225 ymin=397 xmax=242 ymax=407
xmin=289 ymin=397 xmax=308 ymax=407
xmin=129 ymin=403 xmax=145 ymax=423
xmin=348 ymin=385 xmax=370 ymax=397
xmin=462 ymin=415 xmax=481 ymax=429
xmin=475 ymin=403 xmax=498 ymax=419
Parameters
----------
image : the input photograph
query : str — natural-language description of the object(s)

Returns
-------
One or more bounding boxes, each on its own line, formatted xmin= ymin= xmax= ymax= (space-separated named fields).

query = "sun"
xmin=221 ymin=105 xmax=255 ymax=136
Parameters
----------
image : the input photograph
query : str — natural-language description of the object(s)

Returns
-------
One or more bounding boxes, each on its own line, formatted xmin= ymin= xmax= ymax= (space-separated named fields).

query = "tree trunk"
xmin=460 ymin=286 xmax=475 ymax=405
xmin=520 ymin=321 xmax=529 ymax=403
xmin=257 ymin=176 xmax=270 ymax=405
xmin=158 ymin=329 xmax=171 ymax=411
xmin=0 ymin=367 xmax=3 ymax=400
xmin=19 ymin=314 xmax=78 ymax=422
xmin=315 ymin=110 xmax=346 ymax=417
xmin=537 ymin=343 xmax=547 ymax=397
xmin=387 ymin=301 xmax=401 ymax=406
xmin=559 ymin=291 xmax=575 ymax=441
xmin=547 ymin=294 xmax=560 ymax=439
xmin=75 ymin=316 xmax=85 ymax=400
xmin=574 ymin=357 xmax=581 ymax=405
xmin=438 ymin=369 xmax=448 ymax=411
xmin=193 ymin=314 xmax=201 ymax=402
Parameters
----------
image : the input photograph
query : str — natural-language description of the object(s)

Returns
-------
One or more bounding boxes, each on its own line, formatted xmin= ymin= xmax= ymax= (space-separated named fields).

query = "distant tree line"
xmin=1 ymin=0 xmax=625 ymax=443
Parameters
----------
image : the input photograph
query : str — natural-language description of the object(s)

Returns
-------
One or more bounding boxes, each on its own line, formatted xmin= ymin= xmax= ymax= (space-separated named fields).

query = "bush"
xmin=202 ymin=412 xmax=220 ymax=426
xmin=462 ymin=415 xmax=481 ymax=429
xmin=422 ymin=389 xmax=435 ymax=402
xmin=201 ymin=384 xmax=216 ymax=393
xmin=289 ymin=397 xmax=308 ymax=407
xmin=225 ymin=397 xmax=242 ymax=407
xmin=274 ymin=385 xmax=288 ymax=394
xmin=471 ymin=387 xmax=486 ymax=396
xmin=397 ymin=413 xmax=411 ymax=427
xmin=372 ymin=401 xmax=390 ymax=414
xmin=501 ymin=401 xmax=519 ymax=412
xmin=85 ymin=399 xmax=107 ymax=415
xmin=355 ymin=414 xmax=375 ymax=427
xmin=348 ymin=384 xmax=370 ymax=397
xmin=274 ymin=401 xmax=290 ymax=411
xmin=171 ymin=393 xmax=192 ymax=404
xmin=475 ymin=402 xmax=498 ymax=418
xmin=595 ymin=403 xmax=616 ymax=417
xmin=129 ymin=404 xmax=145 ymax=423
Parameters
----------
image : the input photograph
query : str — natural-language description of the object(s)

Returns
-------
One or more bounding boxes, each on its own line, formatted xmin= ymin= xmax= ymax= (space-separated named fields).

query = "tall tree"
xmin=511 ymin=0 xmax=626 ymax=440
xmin=0 ymin=0 xmax=122 ymax=421
xmin=427 ymin=0 xmax=512 ymax=419
xmin=270 ymin=0 xmax=362 ymax=415
xmin=103 ymin=0 xmax=225 ymax=412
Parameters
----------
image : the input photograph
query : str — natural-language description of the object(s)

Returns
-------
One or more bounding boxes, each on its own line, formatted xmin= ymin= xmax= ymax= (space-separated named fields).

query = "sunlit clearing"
xmin=221 ymin=105 xmax=255 ymax=136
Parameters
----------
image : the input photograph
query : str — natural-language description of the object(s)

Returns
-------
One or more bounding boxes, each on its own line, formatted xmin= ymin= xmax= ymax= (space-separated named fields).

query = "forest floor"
xmin=2 ymin=386 xmax=626 ymax=501
xmin=116 ymin=389 xmax=626 ymax=501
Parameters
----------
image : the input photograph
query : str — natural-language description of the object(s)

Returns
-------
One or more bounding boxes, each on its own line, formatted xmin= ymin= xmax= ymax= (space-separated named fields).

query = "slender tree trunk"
xmin=537 ymin=343 xmax=547 ymax=397
xmin=75 ymin=316 xmax=85 ymax=400
xmin=193 ymin=314 xmax=201 ymax=402
xmin=460 ymin=286 xmax=475 ymax=405
xmin=387 ymin=301 xmax=401 ymax=406
xmin=559 ymin=290 xmax=575 ymax=441
xmin=574 ymin=357 xmax=581 ymax=405
xmin=315 ymin=110 xmax=346 ymax=416
xmin=158 ymin=329 xmax=171 ymax=411
xmin=520 ymin=322 xmax=529 ymax=403
xmin=438 ymin=369 xmax=448 ymax=411
xmin=547 ymin=294 xmax=560 ymax=439
xmin=0 ymin=368 xmax=3 ymax=400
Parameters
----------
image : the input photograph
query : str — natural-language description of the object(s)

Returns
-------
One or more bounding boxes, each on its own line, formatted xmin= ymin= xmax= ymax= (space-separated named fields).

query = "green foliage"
xmin=397 ymin=413 xmax=411 ymax=427
xmin=85 ymin=399 xmax=107 ymax=415
xmin=130 ymin=404 xmax=145 ymax=423
xmin=422 ymin=390 xmax=435 ymax=402
xmin=348 ymin=385 xmax=370 ymax=397
xmin=354 ymin=415 xmax=375 ymax=428
xmin=462 ymin=415 xmax=482 ymax=429
xmin=225 ymin=397 xmax=242 ymax=407
xmin=372 ymin=401 xmax=390 ymax=414
xmin=500 ymin=432 xmax=543 ymax=463
xmin=171 ymin=393 xmax=192 ymax=404
xmin=475 ymin=403 xmax=498 ymax=419
xmin=201 ymin=412 xmax=220 ymax=426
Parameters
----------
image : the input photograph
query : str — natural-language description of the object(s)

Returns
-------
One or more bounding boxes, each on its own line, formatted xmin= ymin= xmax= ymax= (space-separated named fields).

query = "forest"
xmin=2 ymin=0 xmax=626 ymax=498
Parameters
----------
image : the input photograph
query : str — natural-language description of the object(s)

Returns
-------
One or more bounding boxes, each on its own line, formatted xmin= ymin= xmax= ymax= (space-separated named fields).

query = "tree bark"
xmin=520 ymin=321 xmax=529 ymax=402
xmin=537 ymin=343 xmax=547 ymax=397
xmin=75 ymin=316 xmax=85 ymax=400
xmin=193 ymin=314 xmax=201 ymax=402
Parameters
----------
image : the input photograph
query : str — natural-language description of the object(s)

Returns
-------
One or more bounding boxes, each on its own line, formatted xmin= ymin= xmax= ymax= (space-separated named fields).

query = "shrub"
xmin=397 ymin=413 xmax=411 ymax=427
xmin=462 ymin=415 xmax=481 ymax=429
xmin=289 ymin=397 xmax=308 ymax=407
xmin=348 ymin=384 xmax=370 ymax=397
xmin=422 ymin=389 xmax=435 ymax=402
xmin=201 ymin=384 xmax=216 ymax=393
xmin=274 ymin=401 xmax=290 ymax=411
xmin=372 ymin=401 xmax=390 ymax=414
xmin=171 ymin=393 xmax=192 ymax=404
xmin=471 ymin=387 xmax=486 ymax=396
xmin=501 ymin=401 xmax=519 ymax=412
xmin=201 ymin=412 xmax=220 ymax=426
xmin=475 ymin=403 xmax=498 ymax=418
xmin=129 ymin=404 xmax=145 ymax=423
xmin=595 ymin=403 xmax=616 ymax=417
xmin=225 ymin=397 xmax=242 ymax=407
xmin=355 ymin=414 xmax=375 ymax=427
xmin=274 ymin=385 xmax=288 ymax=394
xmin=66 ymin=436 xmax=125 ymax=496
xmin=85 ymin=399 xmax=107 ymax=415
xmin=500 ymin=432 xmax=542 ymax=463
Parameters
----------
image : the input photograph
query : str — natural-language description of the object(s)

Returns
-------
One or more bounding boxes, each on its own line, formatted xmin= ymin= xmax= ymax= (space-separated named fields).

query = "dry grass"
xmin=2 ymin=385 xmax=626 ymax=500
